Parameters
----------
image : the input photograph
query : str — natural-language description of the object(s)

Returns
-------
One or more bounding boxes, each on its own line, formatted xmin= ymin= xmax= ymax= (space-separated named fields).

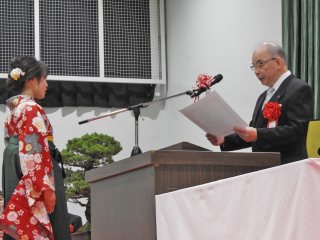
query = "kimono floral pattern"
xmin=0 ymin=95 xmax=55 ymax=239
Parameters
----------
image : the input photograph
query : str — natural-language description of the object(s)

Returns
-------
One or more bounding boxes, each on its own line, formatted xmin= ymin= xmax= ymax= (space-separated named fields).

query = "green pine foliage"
xmin=62 ymin=132 xmax=122 ymax=170
xmin=61 ymin=132 xmax=122 ymax=226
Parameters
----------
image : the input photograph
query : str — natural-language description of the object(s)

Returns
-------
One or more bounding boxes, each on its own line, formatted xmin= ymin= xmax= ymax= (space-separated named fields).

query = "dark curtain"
xmin=0 ymin=80 xmax=155 ymax=108
xmin=40 ymin=81 xmax=155 ymax=108
xmin=282 ymin=0 xmax=320 ymax=118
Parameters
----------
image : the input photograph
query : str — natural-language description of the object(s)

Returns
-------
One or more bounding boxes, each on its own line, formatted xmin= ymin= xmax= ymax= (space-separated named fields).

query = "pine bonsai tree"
xmin=61 ymin=132 xmax=122 ymax=231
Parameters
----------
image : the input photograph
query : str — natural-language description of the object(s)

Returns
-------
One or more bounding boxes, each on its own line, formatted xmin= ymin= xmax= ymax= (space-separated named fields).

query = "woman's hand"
xmin=44 ymin=189 xmax=56 ymax=214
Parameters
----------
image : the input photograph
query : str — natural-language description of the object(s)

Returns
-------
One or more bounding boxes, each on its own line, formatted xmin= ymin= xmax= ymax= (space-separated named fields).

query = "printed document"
xmin=180 ymin=90 xmax=247 ymax=137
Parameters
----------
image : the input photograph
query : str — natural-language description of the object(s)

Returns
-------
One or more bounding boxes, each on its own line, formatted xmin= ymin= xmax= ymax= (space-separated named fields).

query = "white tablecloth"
xmin=156 ymin=158 xmax=320 ymax=240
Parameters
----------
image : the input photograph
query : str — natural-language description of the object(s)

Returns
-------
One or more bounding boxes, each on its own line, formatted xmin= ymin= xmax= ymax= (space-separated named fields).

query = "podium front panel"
xmin=86 ymin=148 xmax=280 ymax=240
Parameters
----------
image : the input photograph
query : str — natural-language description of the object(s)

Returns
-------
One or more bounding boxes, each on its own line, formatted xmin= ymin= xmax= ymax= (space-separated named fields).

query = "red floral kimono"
xmin=0 ymin=95 xmax=55 ymax=239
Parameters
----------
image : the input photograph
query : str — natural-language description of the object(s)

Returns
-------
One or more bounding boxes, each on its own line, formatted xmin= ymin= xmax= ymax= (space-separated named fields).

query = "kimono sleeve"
xmin=19 ymin=103 xmax=55 ymax=206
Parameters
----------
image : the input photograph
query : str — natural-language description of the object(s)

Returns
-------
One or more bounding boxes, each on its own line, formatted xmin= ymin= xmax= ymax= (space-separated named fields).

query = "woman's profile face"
xmin=30 ymin=76 xmax=48 ymax=100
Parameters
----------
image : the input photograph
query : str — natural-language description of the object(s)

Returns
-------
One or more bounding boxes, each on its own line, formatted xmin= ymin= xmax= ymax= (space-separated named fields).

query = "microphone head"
xmin=214 ymin=74 xmax=223 ymax=83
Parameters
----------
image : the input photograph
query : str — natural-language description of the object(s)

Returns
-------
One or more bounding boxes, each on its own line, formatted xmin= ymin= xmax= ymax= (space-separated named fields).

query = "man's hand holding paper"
xmin=205 ymin=133 xmax=225 ymax=146
xmin=233 ymin=126 xmax=257 ymax=142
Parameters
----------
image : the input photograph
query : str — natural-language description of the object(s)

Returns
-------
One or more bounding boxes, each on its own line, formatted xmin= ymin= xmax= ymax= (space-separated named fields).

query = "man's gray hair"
xmin=261 ymin=41 xmax=287 ymax=65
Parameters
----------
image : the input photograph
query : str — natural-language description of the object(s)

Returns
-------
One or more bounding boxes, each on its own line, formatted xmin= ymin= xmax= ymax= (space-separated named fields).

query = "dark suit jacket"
xmin=221 ymin=74 xmax=313 ymax=164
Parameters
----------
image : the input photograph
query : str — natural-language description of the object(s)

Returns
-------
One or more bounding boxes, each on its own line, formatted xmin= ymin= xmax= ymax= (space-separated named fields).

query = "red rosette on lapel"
xmin=263 ymin=102 xmax=281 ymax=128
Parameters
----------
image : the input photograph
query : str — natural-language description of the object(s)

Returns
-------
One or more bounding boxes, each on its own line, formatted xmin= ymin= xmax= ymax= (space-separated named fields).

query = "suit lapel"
xmin=252 ymin=74 xmax=294 ymax=127
xmin=252 ymin=92 xmax=267 ymax=126
xmin=268 ymin=74 xmax=293 ymax=103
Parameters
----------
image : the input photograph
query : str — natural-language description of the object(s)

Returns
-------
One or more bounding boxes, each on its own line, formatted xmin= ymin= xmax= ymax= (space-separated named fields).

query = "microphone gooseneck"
xmin=78 ymin=73 xmax=223 ymax=125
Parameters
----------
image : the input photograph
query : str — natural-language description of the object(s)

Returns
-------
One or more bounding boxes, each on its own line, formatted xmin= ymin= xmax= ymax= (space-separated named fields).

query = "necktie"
xmin=263 ymin=87 xmax=275 ymax=108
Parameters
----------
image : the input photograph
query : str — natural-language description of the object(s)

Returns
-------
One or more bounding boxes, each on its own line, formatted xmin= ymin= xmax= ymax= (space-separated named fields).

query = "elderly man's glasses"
xmin=250 ymin=57 xmax=276 ymax=71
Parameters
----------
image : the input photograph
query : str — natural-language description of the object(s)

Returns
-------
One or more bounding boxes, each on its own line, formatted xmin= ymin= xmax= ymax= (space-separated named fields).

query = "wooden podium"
xmin=85 ymin=142 xmax=280 ymax=240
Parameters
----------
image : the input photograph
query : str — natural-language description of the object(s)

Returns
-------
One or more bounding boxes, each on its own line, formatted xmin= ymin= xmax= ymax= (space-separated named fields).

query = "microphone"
xmin=187 ymin=74 xmax=223 ymax=98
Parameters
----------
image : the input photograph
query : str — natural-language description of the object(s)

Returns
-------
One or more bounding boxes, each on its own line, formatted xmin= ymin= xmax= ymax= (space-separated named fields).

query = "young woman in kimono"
xmin=0 ymin=56 xmax=71 ymax=240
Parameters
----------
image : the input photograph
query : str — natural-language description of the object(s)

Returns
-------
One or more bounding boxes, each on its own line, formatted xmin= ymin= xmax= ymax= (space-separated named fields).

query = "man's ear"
xmin=275 ymin=57 xmax=285 ymax=68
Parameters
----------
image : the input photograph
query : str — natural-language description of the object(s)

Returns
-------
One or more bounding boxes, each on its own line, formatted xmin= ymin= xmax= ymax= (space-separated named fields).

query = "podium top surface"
xmin=85 ymin=148 xmax=281 ymax=184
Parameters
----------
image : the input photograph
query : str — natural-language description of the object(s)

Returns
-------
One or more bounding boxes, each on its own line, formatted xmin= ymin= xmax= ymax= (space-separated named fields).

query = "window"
xmin=0 ymin=0 xmax=166 ymax=84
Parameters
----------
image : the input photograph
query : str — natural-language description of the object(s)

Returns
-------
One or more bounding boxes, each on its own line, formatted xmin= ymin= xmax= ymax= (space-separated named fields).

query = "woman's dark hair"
xmin=6 ymin=56 xmax=48 ymax=96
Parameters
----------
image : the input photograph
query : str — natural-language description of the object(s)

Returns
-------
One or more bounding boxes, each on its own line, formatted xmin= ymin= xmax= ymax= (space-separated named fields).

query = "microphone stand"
xmin=79 ymin=90 xmax=195 ymax=156
xmin=130 ymin=106 xmax=142 ymax=156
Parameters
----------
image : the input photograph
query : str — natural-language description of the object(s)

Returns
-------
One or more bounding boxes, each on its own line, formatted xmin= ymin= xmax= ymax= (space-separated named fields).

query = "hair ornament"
xmin=9 ymin=68 xmax=25 ymax=81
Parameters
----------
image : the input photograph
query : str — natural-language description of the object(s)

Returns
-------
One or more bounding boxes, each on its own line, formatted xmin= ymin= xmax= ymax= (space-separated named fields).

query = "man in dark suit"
xmin=206 ymin=41 xmax=313 ymax=164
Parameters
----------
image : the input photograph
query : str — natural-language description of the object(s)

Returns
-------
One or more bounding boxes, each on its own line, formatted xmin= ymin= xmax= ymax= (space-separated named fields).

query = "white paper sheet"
xmin=180 ymin=90 xmax=247 ymax=137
